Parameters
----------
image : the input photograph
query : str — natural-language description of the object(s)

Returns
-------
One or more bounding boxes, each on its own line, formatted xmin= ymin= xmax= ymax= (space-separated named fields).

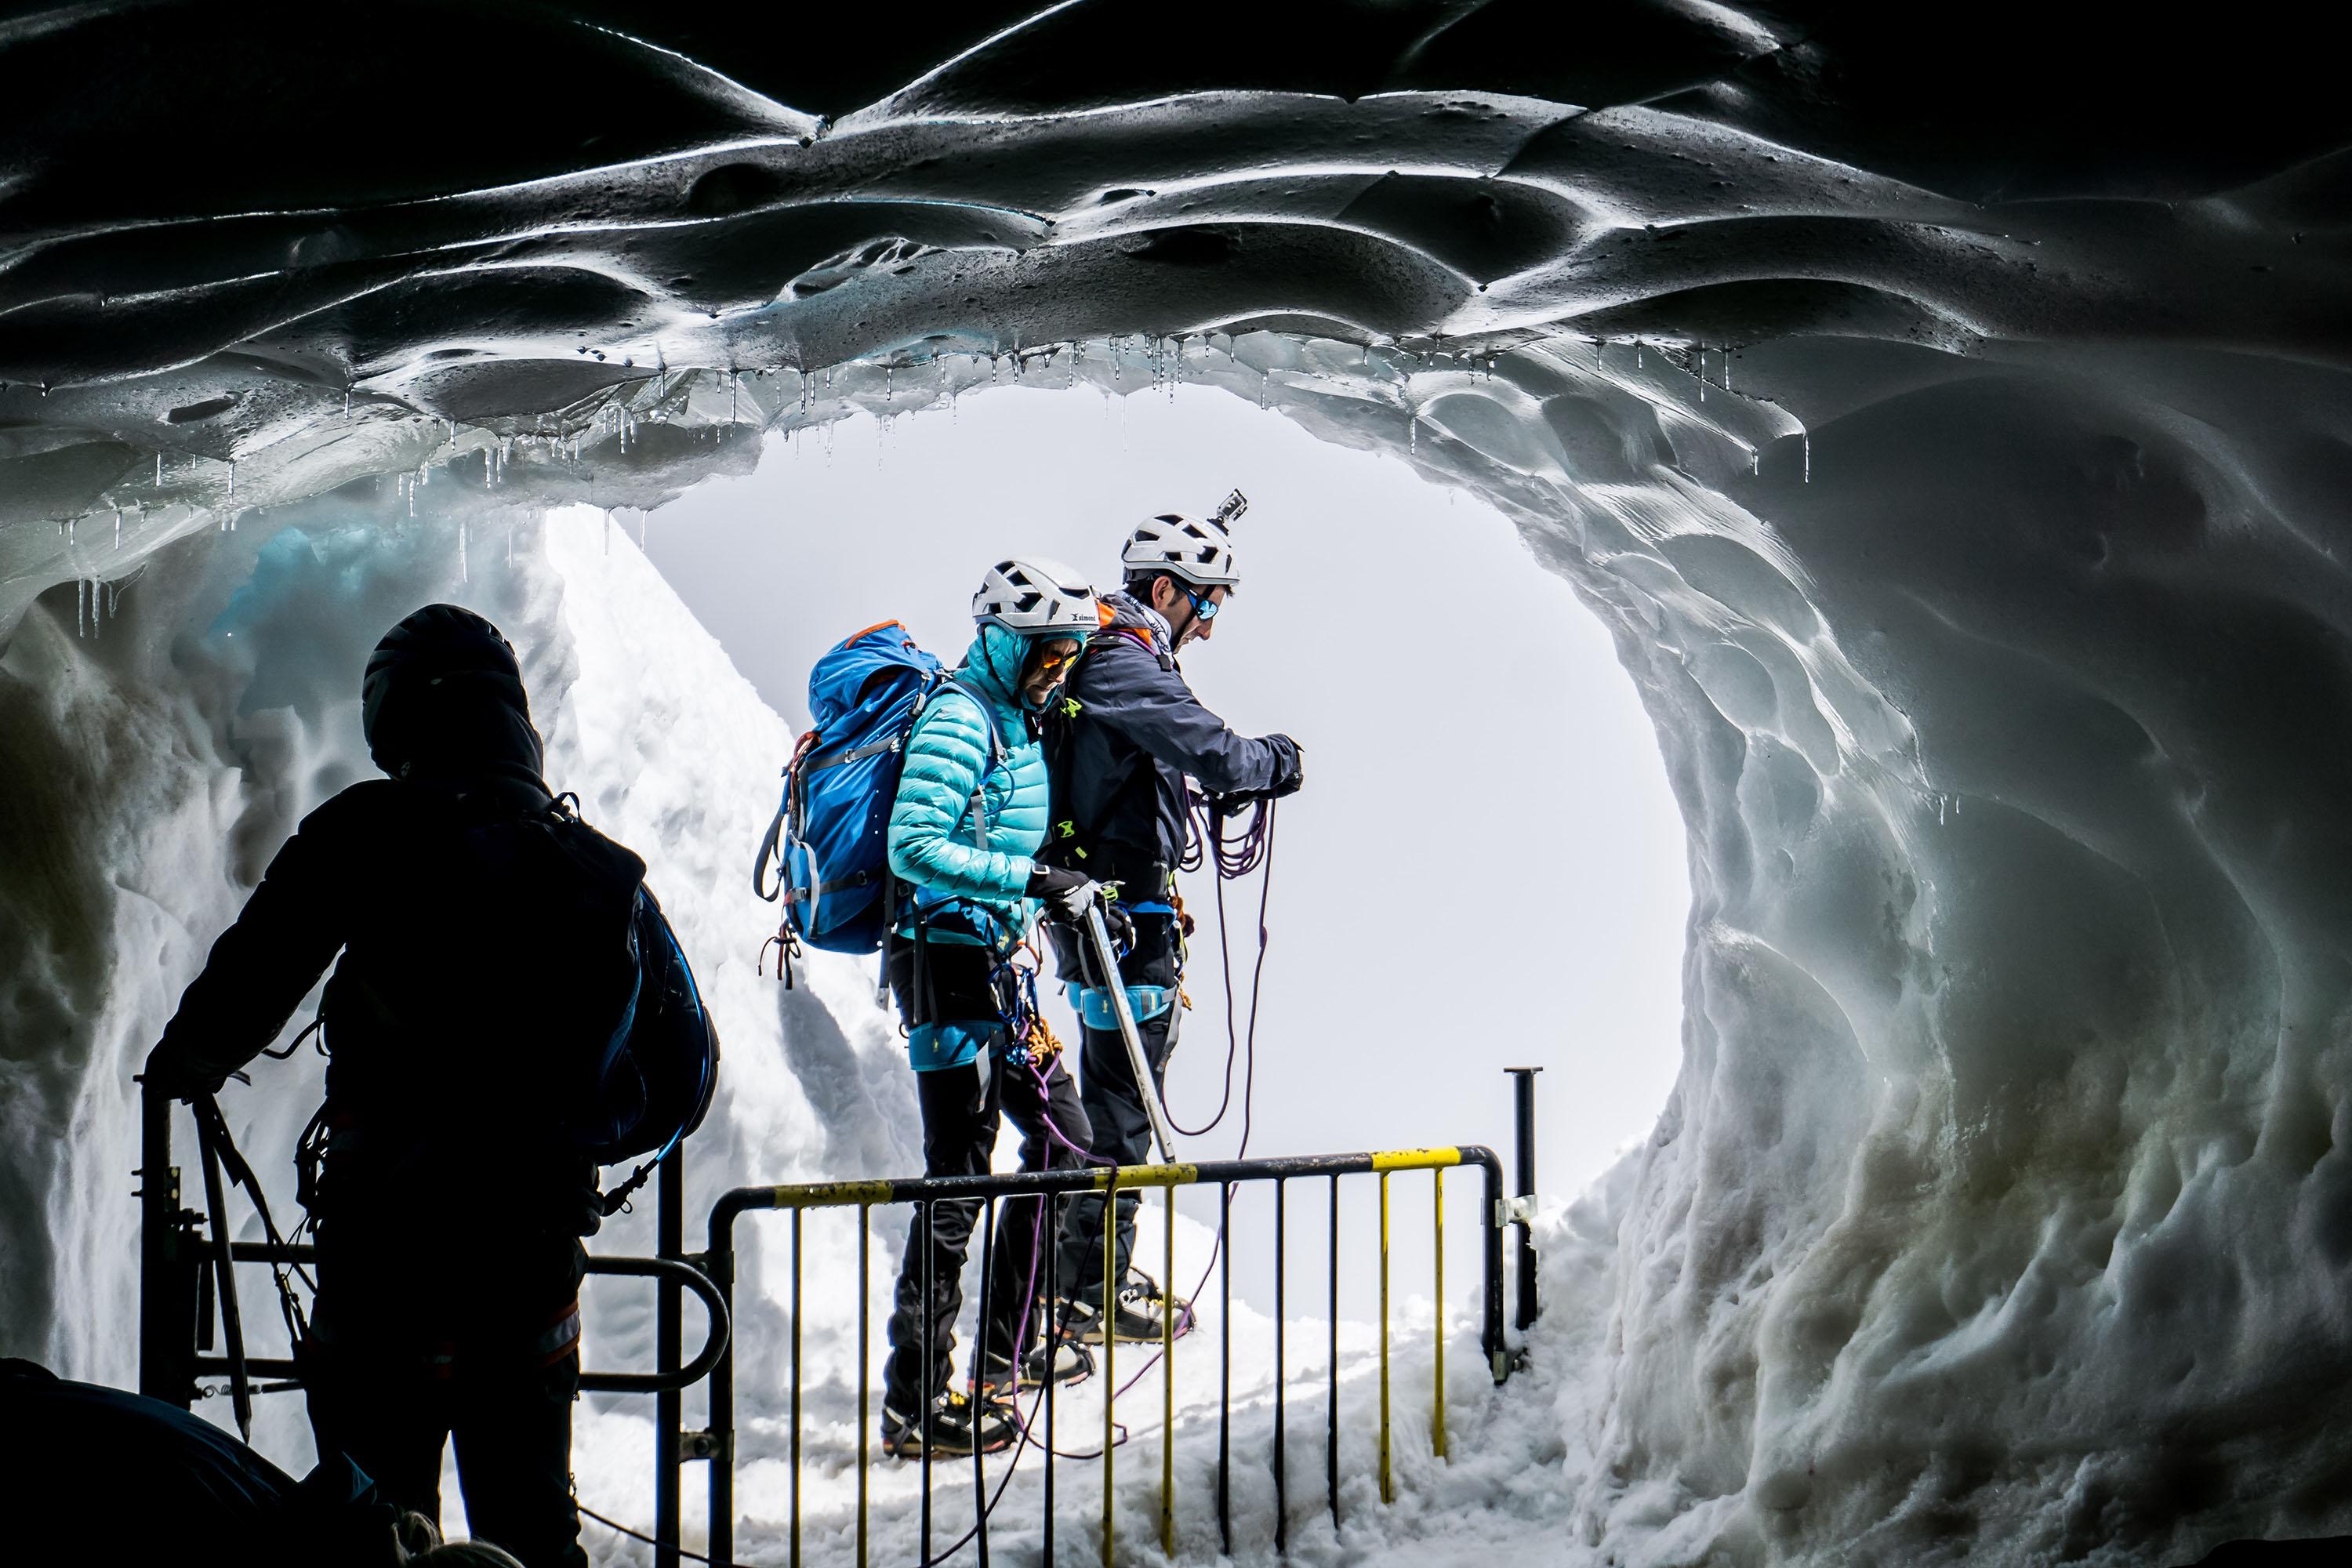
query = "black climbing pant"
xmin=880 ymin=933 xmax=1094 ymax=1414
xmin=303 ymin=1221 xmax=588 ymax=1568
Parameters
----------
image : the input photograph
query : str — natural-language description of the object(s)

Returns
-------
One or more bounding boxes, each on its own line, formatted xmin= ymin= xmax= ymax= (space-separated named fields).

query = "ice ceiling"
xmin=8 ymin=2 xmax=2352 ymax=1563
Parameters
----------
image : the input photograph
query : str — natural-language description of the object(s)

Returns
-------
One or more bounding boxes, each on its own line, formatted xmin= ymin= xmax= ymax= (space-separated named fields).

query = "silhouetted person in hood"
xmin=147 ymin=604 xmax=593 ymax=1568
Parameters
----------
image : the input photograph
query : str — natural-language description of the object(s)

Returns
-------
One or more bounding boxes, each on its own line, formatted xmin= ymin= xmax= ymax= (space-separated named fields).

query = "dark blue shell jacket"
xmin=1044 ymin=591 xmax=1288 ymax=888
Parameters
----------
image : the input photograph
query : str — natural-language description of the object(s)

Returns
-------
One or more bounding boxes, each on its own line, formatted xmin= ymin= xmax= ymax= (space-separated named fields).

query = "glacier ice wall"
xmin=9 ymin=3 xmax=2352 ymax=1563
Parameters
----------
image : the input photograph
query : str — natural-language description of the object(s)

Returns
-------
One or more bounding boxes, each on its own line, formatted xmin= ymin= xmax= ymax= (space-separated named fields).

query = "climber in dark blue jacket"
xmin=1043 ymin=505 xmax=1303 ymax=1344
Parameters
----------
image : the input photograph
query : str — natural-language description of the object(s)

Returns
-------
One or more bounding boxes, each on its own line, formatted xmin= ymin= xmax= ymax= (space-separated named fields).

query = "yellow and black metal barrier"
xmin=702 ymin=1143 xmax=1509 ymax=1566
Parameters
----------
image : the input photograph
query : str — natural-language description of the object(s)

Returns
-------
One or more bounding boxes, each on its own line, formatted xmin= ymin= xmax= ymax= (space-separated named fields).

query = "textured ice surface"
xmin=8 ymin=4 xmax=2352 ymax=1565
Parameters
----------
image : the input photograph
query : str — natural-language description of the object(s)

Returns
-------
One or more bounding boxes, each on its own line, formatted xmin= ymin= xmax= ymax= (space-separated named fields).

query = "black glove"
xmin=1103 ymin=898 xmax=1136 ymax=952
xmin=140 ymin=1046 xmax=228 ymax=1103
xmin=1026 ymin=862 xmax=1106 ymax=922
xmin=1264 ymin=733 xmax=1305 ymax=799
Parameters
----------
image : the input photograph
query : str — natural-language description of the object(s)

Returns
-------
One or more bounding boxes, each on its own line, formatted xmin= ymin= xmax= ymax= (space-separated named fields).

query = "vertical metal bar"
xmin=710 ymin=1211 xmax=738 ymax=1568
xmin=1161 ymin=1182 xmax=1175 ymax=1559
xmin=790 ymin=1208 xmax=804 ymax=1568
xmin=656 ymin=1143 xmax=682 ymax=1568
xmin=1432 ymin=1167 xmax=1447 ymax=1462
xmin=1274 ymin=1178 xmax=1287 ymax=1559
xmin=858 ymin=1205 xmax=872 ymax=1568
xmin=975 ymin=1196 xmax=993 ymax=1568
xmin=1044 ymin=1192 xmax=1058 ymax=1566
xmin=1218 ymin=1181 xmax=1232 ymax=1558
xmin=921 ymin=1198 xmax=934 ymax=1563
xmin=1508 ymin=1068 xmax=1541 ymax=1332
xmin=137 ymin=1081 xmax=193 ymax=1407
xmin=1327 ymin=1174 xmax=1339 ymax=1531
xmin=1479 ymin=1153 xmax=1506 ymax=1385
xmin=1378 ymin=1170 xmax=1392 ymax=1506
xmin=1102 ymin=1172 xmax=1117 ymax=1568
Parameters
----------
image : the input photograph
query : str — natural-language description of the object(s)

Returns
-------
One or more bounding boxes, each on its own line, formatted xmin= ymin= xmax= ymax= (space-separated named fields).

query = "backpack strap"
xmin=936 ymin=676 xmax=1006 ymax=851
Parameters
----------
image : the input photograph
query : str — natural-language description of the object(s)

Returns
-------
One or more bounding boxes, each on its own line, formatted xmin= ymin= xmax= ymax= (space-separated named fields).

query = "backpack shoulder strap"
xmin=935 ymin=676 xmax=1005 ymax=851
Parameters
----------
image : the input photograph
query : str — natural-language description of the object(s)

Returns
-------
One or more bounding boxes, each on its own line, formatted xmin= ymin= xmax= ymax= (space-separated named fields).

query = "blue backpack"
xmin=753 ymin=623 xmax=1002 ymax=974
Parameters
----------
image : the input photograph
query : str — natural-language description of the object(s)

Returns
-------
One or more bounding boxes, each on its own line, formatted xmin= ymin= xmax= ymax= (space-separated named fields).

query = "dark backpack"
xmin=474 ymin=797 xmax=721 ymax=1209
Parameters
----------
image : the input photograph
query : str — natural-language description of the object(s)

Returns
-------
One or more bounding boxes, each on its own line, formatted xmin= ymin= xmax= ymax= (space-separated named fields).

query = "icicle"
xmin=1409 ymin=413 xmax=1418 ymax=458
xmin=344 ymin=387 xmax=351 ymax=416
xmin=77 ymin=576 xmax=85 ymax=638
xmin=226 ymin=461 xmax=235 ymax=499
xmin=155 ymin=452 xmax=163 ymax=486
xmin=1697 ymin=347 xmax=1705 ymax=402
xmin=1803 ymin=430 xmax=1811 ymax=483
xmin=1638 ymin=342 xmax=1644 ymax=369
xmin=114 ymin=508 xmax=122 ymax=546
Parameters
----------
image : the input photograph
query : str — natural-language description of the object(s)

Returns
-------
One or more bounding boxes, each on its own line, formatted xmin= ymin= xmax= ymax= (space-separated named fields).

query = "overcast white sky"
xmin=642 ymin=383 xmax=1687 ymax=1286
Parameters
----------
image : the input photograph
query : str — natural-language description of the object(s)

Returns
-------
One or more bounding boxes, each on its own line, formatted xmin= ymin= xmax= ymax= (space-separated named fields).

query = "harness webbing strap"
xmin=791 ymin=869 xmax=877 ymax=902
xmin=807 ymin=735 xmax=902 ymax=774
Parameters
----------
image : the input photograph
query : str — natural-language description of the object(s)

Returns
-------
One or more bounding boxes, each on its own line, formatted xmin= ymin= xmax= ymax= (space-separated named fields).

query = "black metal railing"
xmin=136 ymin=1083 xmax=729 ymax=1568
xmin=702 ymin=1144 xmax=1511 ymax=1567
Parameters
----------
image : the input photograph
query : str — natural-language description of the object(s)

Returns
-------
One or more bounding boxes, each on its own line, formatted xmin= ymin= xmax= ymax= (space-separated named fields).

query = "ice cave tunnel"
xmin=6 ymin=3 xmax=2352 ymax=1564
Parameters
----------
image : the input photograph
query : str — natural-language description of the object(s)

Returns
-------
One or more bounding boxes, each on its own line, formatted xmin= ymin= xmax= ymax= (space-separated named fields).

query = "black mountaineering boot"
xmin=881 ymin=1388 xmax=1018 ymax=1457
xmin=979 ymin=1335 xmax=1096 ymax=1399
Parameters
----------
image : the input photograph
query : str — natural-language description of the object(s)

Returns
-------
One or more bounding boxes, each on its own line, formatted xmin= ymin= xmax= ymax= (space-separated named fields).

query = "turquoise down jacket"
xmin=886 ymin=621 xmax=1051 ymax=953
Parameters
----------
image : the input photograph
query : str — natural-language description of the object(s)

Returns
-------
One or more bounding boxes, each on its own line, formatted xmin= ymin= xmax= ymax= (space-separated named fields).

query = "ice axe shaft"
xmin=1083 ymin=902 xmax=1179 ymax=1163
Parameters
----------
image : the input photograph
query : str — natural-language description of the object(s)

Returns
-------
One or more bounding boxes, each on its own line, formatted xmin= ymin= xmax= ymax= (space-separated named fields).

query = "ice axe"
xmin=1081 ymin=898 xmax=1181 ymax=1164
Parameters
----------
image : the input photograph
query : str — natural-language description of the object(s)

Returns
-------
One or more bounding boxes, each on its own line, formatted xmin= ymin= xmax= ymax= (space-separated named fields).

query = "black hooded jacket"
xmin=1041 ymin=591 xmax=1296 ymax=890
xmin=147 ymin=606 xmax=599 ymax=1236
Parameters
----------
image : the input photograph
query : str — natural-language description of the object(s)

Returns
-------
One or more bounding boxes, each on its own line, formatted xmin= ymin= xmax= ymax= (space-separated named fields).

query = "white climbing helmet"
xmin=972 ymin=556 xmax=1100 ymax=637
xmin=1120 ymin=503 xmax=1243 ymax=591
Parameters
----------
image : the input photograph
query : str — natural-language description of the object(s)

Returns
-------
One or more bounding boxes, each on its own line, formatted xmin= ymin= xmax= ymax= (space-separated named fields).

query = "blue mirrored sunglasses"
xmin=1185 ymin=588 xmax=1221 ymax=621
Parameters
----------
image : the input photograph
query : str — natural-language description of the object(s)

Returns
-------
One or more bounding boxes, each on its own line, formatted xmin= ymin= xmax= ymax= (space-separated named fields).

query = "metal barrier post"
xmin=1377 ymin=1171 xmax=1392 ymax=1506
xmin=1044 ymin=1194 xmax=1058 ymax=1565
xmin=975 ymin=1196 xmax=994 ymax=1567
xmin=789 ymin=1209 xmax=803 ymax=1568
xmin=858 ymin=1207 xmax=871 ymax=1568
xmin=706 ymin=1201 xmax=738 ymax=1568
xmin=1432 ymin=1166 xmax=1447 ymax=1461
xmin=656 ymin=1142 xmax=682 ymax=1568
xmin=920 ymin=1197 xmax=934 ymax=1563
xmin=1507 ymin=1067 xmax=1541 ymax=1332
xmin=1327 ymin=1174 xmax=1339 ymax=1530
xmin=1273 ymin=1178 xmax=1288 ymax=1558
xmin=1479 ymin=1147 xmax=1508 ymax=1383
xmin=1218 ymin=1181 xmax=1232 ymax=1556
xmin=1161 ymin=1182 xmax=1175 ymax=1558
xmin=137 ymin=1080 xmax=198 ymax=1407
xmin=1102 ymin=1169 xmax=1117 ymax=1568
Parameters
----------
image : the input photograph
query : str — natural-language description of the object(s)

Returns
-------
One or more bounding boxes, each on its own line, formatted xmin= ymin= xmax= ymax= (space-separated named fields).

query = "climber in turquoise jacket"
xmin=877 ymin=557 xmax=1110 ymax=1460
xmin=885 ymin=617 xmax=1051 ymax=967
